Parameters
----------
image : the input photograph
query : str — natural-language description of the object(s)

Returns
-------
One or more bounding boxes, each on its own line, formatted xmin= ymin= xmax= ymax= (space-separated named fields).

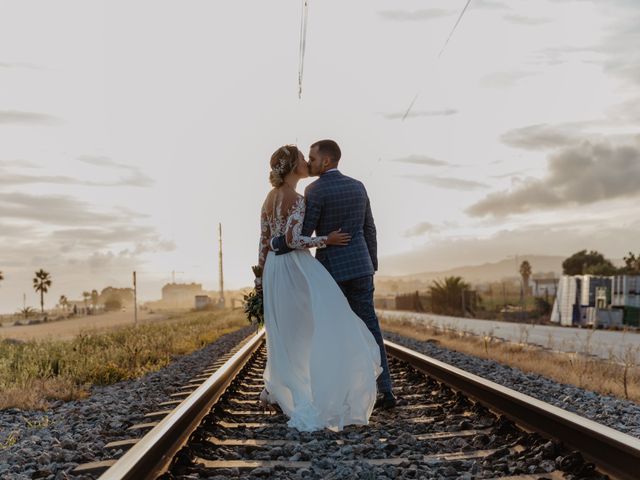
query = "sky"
xmin=1 ymin=0 xmax=639 ymax=313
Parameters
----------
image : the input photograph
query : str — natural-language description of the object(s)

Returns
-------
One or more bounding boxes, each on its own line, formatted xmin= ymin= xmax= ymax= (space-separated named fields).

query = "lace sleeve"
xmin=285 ymin=196 xmax=327 ymax=249
xmin=258 ymin=206 xmax=271 ymax=270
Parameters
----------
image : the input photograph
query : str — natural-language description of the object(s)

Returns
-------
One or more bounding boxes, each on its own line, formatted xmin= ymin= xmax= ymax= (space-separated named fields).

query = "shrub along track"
xmin=74 ymin=331 xmax=640 ymax=479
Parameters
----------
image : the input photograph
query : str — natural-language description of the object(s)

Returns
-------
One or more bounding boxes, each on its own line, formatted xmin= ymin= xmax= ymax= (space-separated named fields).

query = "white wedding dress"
xmin=258 ymin=192 xmax=382 ymax=432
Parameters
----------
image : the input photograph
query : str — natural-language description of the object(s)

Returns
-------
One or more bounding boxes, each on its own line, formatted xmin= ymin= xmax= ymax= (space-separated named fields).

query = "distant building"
xmin=551 ymin=276 xmax=580 ymax=326
xmin=612 ymin=275 xmax=640 ymax=327
xmin=162 ymin=283 xmax=204 ymax=308
xmin=612 ymin=275 xmax=640 ymax=308
xmin=195 ymin=295 xmax=212 ymax=310
xmin=532 ymin=276 xmax=559 ymax=298
xmin=551 ymin=274 xmax=639 ymax=327
xmin=580 ymin=275 xmax=612 ymax=307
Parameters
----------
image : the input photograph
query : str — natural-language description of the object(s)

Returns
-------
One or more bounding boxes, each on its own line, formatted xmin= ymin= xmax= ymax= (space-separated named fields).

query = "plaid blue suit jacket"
xmin=272 ymin=170 xmax=377 ymax=283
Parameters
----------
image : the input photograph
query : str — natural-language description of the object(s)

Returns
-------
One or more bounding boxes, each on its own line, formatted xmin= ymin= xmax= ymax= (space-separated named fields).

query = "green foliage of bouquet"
xmin=243 ymin=265 xmax=264 ymax=327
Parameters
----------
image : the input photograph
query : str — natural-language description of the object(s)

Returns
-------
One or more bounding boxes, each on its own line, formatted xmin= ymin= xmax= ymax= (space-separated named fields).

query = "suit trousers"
xmin=338 ymin=275 xmax=393 ymax=394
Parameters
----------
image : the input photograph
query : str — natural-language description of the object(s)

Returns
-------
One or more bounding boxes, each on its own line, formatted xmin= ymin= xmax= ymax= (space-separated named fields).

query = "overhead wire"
xmin=438 ymin=0 xmax=473 ymax=59
xmin=298 ymin=0 xmax=310 ymax=99
xmin=401 ymin=0 xmax=474 ymax=121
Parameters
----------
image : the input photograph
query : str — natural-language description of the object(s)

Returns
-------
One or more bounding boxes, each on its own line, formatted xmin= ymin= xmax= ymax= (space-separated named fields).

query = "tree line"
xmin=0 ymin=269 xmax=126 ymax=317
xmin=562 ymin=251 xmax=640 ymax=276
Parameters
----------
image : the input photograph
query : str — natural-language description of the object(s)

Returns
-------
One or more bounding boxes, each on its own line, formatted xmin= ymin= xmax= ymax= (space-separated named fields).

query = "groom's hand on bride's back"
xmin=326 ymin=229 xmax=351 ymax=246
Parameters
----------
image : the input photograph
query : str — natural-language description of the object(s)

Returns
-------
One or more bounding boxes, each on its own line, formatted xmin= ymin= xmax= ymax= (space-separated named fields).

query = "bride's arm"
xmin=285 ymin=197 xmax=328 ymax=249
xmin=258 ymin=205 xmax=271 ymax=271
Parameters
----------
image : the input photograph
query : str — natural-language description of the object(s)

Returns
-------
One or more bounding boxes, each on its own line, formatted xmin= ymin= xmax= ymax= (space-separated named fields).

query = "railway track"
xmin=74 ymin=330 xmax=640 ymax=479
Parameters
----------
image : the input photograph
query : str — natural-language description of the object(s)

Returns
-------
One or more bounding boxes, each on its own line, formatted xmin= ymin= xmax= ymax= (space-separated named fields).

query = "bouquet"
xmin=243 ymin=265 xmax=264 ymax=327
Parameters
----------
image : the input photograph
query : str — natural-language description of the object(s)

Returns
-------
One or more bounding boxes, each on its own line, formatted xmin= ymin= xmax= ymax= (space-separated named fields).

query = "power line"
xmin=438 ymin=0 xmax=473 ymax=58
xmin=402 ymin=0 xmax=474 ymax=121
xmin=298 ymin=0 xmax=310 ymax=99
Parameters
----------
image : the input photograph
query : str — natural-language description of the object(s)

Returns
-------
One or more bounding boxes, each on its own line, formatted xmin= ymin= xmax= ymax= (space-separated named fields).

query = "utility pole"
xmin=133 ymin=271 xmax=138 ymax=325
xmin=218 ymin=223 xmax=225 ymax=307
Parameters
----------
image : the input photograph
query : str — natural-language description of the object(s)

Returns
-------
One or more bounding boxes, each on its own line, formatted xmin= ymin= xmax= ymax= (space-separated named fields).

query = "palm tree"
xmin=519 ymin=260 xmax=532 ymax=296
xmin=33 ymin=269 xmax=52 ymax=314
xmin=59 ymin=294 xmax=69 ymax=312
xmin=429 ymin=276 xmax=470 ymax=316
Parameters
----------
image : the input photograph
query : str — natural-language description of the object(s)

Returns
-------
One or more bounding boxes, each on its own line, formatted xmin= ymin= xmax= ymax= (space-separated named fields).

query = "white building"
xmin=532 ymin=277 xmax=559 ymax=297
xmin=550 ymin=276 xmax=580 ymax=326
xmin=580 ymin=275 xmax=612 ymax=307
xmin=612 ymin=275 xmax=640 ymax=308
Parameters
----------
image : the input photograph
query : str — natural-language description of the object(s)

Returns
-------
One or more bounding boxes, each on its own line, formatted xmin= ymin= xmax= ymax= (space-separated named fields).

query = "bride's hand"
xmin=327 ymin=229 xmax=351 ymax=246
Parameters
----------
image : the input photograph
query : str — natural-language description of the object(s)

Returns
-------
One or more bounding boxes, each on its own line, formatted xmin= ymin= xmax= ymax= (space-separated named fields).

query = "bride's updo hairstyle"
xmin=269 ymin=144 xmax=299 ymax=188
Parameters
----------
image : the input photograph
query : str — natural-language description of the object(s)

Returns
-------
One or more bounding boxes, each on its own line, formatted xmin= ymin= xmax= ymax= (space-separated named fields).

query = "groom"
xmin=270 ymin=139 xmax=396 ymax=409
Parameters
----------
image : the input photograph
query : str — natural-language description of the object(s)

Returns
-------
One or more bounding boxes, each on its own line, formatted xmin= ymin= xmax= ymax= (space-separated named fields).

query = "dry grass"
xmin=381 ymin=315 xmax=640 ymax=404
xmin=0 ymin=309 xmax=248 ymax=410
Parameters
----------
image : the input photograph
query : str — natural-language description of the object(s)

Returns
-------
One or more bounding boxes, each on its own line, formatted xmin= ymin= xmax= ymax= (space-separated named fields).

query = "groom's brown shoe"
xmin=374 ymin=392 xmax=397 ymax=410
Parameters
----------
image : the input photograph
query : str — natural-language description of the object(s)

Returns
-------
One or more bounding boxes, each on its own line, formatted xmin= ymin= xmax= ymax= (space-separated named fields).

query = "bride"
xmin=256 ymin=144 xmax=382 ymax=432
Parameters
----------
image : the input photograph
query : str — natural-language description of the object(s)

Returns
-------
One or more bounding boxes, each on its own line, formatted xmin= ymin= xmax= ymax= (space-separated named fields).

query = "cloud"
xmin=0 ymin=110 xmax=61 ymax=126
xmin=597 ymin=11 xmax=640 ymax=86
xmin=473 ymin=0 xmax=509 ymax=10
xmin=504 ymin=15 xmax=550 ymax=26
xmin=0 ymin=61 xmax=43 ymax=70
xmin=378 ymin=9 xmax=453 ymax=22
xmin=77 ymin=155 xmax=154 ymax=187
xmin=0 ymin=194 xmax=174 ymax=271
xmin=391 ymin=155 xmax=451 ymax=167
xmin=0 ymin=222 xmax=38 ymax=238
xmin=0 ymin=159 xmax=40 ymax=169
xmin=382 ymin=109 xmax=458 ymax=120
xmin=50 ymin=226 xmax=157 ymax=246
xmin=0 ymin=192 xmax=126 ymax=225
xmin=405 ymin=175 xmax=489 ymax=190
xmin=403 ymin=222 xmax=438 ymax=237
xmin=607 ymin=98 xmax=640 ymax=123
xmin=501 ymin=124 xmax=582 ymax=150
xmin=0 ymin=172 xmax=106 ymax=187
xmin=490 ymin=168 xmax=538 ymax=179
xmin=480 ymin=71 xmax=535 ymax=88
xmin=467 ymin=138 xmax=640 ymax=217
xmin=0 ymin=172 xmax=152 ymax=188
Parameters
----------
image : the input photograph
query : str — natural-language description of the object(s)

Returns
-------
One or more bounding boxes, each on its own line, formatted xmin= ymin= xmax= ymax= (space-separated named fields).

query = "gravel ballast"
xmin=0 ymin=326 xmax=254 ymax=480
xmin=384 ymin=331 xmax=640 ymax=439
xmin=2 ymin=327 xmax=637 ymax=479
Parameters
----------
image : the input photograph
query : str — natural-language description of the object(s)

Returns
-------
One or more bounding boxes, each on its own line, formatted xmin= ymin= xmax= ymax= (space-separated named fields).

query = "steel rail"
xmin=385 ymin=339 xmax=640 ymax=480
xmin=99 ymin=329 xmax=265 ymax=480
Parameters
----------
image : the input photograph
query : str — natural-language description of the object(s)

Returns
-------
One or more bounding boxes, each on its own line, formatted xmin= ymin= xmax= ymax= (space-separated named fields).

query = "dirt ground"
xmin=0 ymin=310 xmax=169 ymax=341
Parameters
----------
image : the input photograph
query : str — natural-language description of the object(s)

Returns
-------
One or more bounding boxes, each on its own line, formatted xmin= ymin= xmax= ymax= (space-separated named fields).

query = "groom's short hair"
xmin=311 ymin=139 xmax=341 ymax=164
